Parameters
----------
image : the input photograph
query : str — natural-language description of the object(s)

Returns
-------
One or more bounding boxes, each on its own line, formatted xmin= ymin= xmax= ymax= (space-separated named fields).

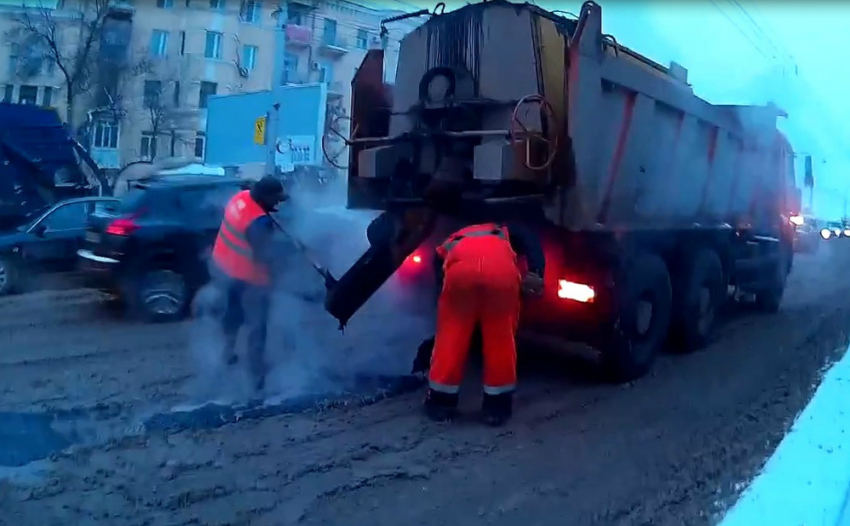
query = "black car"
xmin=0 ymin=197 xmax=121 ymax=296
xmin=77 ymin=175 xmax=250 ymax=322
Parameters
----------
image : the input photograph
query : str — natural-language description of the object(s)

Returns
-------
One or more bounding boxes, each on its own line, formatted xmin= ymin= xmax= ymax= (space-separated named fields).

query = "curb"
xmin=720 ymin=344 xmax=850 ymax=526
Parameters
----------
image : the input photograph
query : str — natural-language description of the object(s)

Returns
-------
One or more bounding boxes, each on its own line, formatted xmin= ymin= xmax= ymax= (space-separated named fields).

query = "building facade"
xmin=0 ymin=0 xmax=416 ymax=170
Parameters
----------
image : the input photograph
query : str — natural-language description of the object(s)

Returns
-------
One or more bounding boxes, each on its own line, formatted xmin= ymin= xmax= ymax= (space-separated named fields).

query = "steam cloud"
xmin=188 ymin=174 xmax=434 ymax=405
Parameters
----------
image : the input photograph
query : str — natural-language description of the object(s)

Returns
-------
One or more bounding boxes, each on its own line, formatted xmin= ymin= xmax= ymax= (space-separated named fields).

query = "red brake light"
xmin=106 ymin=217 xmax=139 ymax=236
xmin=557 ymin=279 xmax=595 ymax=303
xmin=411 ymin=254 xmax=422 ymax=264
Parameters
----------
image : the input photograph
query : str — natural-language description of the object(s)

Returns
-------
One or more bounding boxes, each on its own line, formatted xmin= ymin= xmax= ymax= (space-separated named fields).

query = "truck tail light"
xmin=557 ymin=279 xmax=595 ymax=303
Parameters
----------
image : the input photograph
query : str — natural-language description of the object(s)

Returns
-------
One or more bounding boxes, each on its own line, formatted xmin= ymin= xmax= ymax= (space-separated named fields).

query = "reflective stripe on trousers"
xmin=483 ymin=384 xmax=516 ymax=395
xmin=428 ymin=380 xmax=460 ymax=394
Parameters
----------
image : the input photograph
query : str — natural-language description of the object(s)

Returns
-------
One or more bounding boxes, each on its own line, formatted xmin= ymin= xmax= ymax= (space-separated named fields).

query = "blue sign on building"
xmin=204 ymin=83 xmax=328 ymax=168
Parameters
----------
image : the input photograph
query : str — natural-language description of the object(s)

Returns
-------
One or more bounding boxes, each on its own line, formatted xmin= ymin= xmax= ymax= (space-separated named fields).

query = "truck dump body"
xmin=0 ymin=103 xmax=108 ymax=230
xmin=345 ymin=1 xmax=796 ymax=233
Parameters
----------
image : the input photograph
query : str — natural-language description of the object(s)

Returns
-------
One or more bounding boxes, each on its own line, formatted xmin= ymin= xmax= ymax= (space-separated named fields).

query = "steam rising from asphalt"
xmin=188 ymin=175 xmax=434 ymax=405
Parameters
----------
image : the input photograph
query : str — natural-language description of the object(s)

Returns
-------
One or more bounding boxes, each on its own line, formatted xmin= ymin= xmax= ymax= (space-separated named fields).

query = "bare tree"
xmin=137 ymin=57 xmax=190 ymax=161
xmin=5 ymin=0 xmax=119 ymax=128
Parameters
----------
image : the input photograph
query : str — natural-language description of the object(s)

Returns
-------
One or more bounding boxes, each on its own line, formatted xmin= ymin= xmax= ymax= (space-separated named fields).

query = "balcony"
xmin=283 ymin=73 xmax=310 ymax=85
xmin=91 ymin=148 xmax=121 ymax=170
xmin=106 ymin=1 xmax=135 ymax=20
xmin=326 ymin=80 xmax=346 ymax=99
xmin=319 ymin=35 xmax=349 ymax=56
xmin=286 ymin=24 xmax=312 ymax=48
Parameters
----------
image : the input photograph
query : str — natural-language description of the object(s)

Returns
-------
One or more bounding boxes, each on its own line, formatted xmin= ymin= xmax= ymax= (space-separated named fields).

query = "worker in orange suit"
xmin=425 ymin=222 xmax=545 ymax=426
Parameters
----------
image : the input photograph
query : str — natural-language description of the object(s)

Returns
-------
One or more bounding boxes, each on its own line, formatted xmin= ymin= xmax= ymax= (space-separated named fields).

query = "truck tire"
xmin=754 ymin=247 xmax=790 ymax=313
xmin=600 ymin=253 xmax=672 ymax=383
xmin=670 ymin=249 xmax=725 ymax=353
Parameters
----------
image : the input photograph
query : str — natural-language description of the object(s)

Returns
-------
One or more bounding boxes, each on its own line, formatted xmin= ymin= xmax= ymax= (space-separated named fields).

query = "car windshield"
xmin=16 ymin=205 xmax=53 ymax=232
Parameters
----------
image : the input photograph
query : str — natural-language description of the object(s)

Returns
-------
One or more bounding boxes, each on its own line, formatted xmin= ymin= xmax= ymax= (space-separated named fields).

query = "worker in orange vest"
xmin=424 ymin=222 xmax=545 ymax=426
xmin=212 ymin=176 xmax=286 ymax=395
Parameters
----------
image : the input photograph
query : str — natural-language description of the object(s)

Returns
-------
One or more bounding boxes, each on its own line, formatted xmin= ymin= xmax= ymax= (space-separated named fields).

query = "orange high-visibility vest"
xmin=212 ymin=190 xmax=271 ymax=285
xmin=436 ymin=222 xmax=514 ymax=264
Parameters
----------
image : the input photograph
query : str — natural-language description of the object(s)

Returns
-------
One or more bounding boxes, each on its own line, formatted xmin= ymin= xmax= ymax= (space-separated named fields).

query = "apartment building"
xmin=0 ymin=0 xmax=416 ymax=170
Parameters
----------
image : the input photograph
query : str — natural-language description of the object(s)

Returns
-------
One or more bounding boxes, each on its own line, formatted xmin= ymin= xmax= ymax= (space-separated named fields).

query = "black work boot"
xmin=423 ymin=388 xmax=458 ymax=422
xmin=481 ymin=392 xmax=513 ymax=427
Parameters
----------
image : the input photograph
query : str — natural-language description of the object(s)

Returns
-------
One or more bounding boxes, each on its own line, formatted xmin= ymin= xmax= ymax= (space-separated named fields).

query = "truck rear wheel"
xmin=754 ymin=248 xmax=790 ymax=313
xmin=600 ymin=253 xmax=672 ymax=383
xmin=669 ymin=249 xmax=725 ymax=353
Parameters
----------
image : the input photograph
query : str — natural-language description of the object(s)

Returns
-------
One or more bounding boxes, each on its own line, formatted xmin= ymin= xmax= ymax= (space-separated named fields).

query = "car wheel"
xmin=0 ymin=255 xmax=21 ymax=297
xmin=132 ymin=269 xmax=190 ymax=323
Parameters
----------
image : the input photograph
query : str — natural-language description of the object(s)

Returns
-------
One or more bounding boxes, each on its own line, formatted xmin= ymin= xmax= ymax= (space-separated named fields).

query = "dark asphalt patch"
xmin=144 ymin=374 xmax=425 ymax=433
xmin=0 ymin=374 xmax=424 ymax=468
xmin=0 ymin=412 xmax=73 ymax=468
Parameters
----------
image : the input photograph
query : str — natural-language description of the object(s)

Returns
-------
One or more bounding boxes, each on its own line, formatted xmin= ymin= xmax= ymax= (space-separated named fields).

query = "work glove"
xmin=521 ymin=271 xmax=545 ymax=298
xmin=411 ymin=336 xmax=435 ymax=374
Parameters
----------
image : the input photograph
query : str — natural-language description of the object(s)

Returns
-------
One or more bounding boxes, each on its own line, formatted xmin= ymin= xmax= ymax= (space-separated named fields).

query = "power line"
xmin=724 ymin=1 xmax=850 ymax=160
xmin=706 ymin=0 xmax=772 ymax=60
xmin=727 ymin=0 xmax=783 ymax=61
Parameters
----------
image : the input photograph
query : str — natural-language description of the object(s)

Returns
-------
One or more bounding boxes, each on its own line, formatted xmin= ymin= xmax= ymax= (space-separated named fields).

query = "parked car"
xmin=0 ymin=197 xmax=121 ymax=295
xmin=77 ymin=175 xmax=250 ymax=322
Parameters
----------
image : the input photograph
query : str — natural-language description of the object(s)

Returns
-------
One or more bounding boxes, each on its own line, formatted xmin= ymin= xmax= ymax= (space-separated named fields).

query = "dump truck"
xmin=322 ymin=1 xmax=800 ymax=381
xmin=0 ymin=103 xmax=110 ymax=230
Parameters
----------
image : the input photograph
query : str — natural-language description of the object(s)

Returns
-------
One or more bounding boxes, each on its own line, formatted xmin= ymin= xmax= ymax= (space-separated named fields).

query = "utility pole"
xmin=266 ymin=0 xmax=288 ymax=177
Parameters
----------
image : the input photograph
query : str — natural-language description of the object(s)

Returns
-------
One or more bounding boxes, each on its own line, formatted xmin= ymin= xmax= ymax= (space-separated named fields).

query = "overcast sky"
xmin=394 ymin=0 xmax=848 ymax=218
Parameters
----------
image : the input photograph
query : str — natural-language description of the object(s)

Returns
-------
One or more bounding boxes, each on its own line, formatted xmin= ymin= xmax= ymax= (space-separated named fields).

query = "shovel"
xmin=266 ymin=213 xmax=337 ymax=289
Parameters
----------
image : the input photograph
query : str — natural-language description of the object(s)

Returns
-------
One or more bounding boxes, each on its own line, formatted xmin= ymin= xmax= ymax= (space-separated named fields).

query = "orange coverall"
xmin=426 ymin=222 xmax=544 ymax=423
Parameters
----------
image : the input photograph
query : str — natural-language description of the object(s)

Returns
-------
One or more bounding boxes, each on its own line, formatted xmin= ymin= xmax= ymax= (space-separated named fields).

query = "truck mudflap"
xmin=324 ymin=207 xmax=437 ymax=328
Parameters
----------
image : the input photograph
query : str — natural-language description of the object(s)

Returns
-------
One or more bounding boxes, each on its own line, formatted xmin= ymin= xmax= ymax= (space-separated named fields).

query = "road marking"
xmin=720 ymin=344 xmax=850 ymax=526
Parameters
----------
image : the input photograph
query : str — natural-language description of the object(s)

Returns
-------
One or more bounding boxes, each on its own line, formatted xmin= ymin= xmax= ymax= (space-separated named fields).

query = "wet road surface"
xmin=1 ymin=241 xmax=849 ymax=526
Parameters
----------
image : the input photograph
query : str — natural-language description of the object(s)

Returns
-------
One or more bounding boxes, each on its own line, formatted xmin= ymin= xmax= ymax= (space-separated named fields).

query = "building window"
xmin=93 ymin=121 xmax=119 ymax=149
xmin=2 ymin=85 xmax=12 ymax=102
xmin=240 ymin=1 xmax=262 ymax=23
xmin=356 ymin=29 xmax=367 ymax=50
xmin=8 ymin=43 xmax=53 ymax=77
xmin=323 ymin=18 xmax=337 ymax=46
xmin=140 ymin=132 xmax=158 ymax=159
xmin=18 ymin=85 xmax=37 ymax=105
xmin=173 ymin=81 xmax=181 ymax=107
xmin=318 ymin=63 xmax=333 ymax=84
xmin=283 ymin=52 xmax=298 ymax=82
xmin=156 ymin=0 xmax=173 ymax=8
xmin=194 ymin=133 xmax=206 ymax=158
xmin=150 ymin=30 xmax=169 ymax=57
xmin=42 ymin=86 xmax=52 ymax=107
xmin=199 ymin=81 xmax=217 ymax=108
xmin=143 ymin=80 xmax=162 ymax=108
xmin=243 ymin=44 xmax=257 ymax=71
xmin=204 ymin=31 xmax=222 ymax=59
xmin=287 ymin=4 xmax=306 ymax=25
xmin=210 ymin=0 xmax=225 ymax=9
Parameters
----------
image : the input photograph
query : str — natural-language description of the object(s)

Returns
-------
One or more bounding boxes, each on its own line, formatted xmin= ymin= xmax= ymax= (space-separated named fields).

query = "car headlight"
xmin=821 ymin=229 xmax=832 ymax=239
